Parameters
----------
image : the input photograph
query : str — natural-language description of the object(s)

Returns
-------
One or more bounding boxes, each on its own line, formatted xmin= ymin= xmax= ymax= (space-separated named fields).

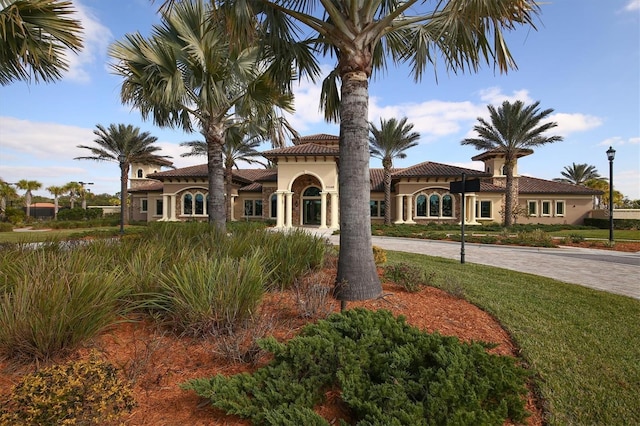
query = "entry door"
xmin=303 ymin=199 xmax=321 ymax=225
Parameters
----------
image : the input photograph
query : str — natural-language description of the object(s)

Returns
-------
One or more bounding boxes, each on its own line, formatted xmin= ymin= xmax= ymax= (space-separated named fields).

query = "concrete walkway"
xmin=304 ymin=228 xmax=640 ymax=300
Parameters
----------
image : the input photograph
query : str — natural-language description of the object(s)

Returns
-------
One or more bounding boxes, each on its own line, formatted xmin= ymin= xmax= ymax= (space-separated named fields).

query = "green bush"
xmin=584 ymin=217 xmax=640 ymax=230
xmin=0 ymin=222 xmax=12 ymax=232
xmin=372 ymin=245 xmax=387 ymax=265
xmin=567 ymin=233 xmax=585 ymax=243
xmin=57 ymin=207 xmax=102 ymax=221
xmin=150 ymin=251 xmax=267 ymax=336
xmin=383 ymin=262 xmax=431 ymax=293
xmin=0 ymin=354 xmax=135 ymax=425
xmin=183 ymin=308 xmax=529 ymax=425
xmin=4 ymin=206 xmax=26 ymax=225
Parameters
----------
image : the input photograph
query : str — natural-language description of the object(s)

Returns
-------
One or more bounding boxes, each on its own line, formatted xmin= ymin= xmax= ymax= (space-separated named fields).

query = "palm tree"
xmin=46 ymin=184 xmax=65 ymax=219
xmin=160 ymin=0 xmax=541 ymax=302
xmin=181 ymin=128 xmax=267 ymax=221
xmin=75 ymin=124 xmax=173 ymax=228
xmin=554 ymin=163 xmax=604 ymax=185
xmin=462 ymin=100 xmax=562 ymax=227
xmin=15 ymin=179 xmax=42 ymax=218
xmin=109 ymin=0 xmax=303 ymax=232
xmin=63 ymin=181 xmax=83 ymax=209
xmin=0 ymin=179 xmax=18 ymax=219
xmin=369 ymin=117 xmax=420 ymax=225
xmin=0 ymin=0 xmax=83 ymax=85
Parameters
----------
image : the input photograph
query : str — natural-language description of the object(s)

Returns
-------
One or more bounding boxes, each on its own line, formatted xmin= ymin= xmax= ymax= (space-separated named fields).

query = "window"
xmin=195 ymin=193 xmax=205 ymax=215
xmin=528 ymin=201 xmax=537 ymax=216
xmin=416 ymin=195 xmax=427 ymax=216
xmin=141 ymin=199 xmax=148 ymax=213
xmin=429 ymin=195 xmax=440 ymax=217
xmin=137 ymin=169 xmax=143 ymax=178
xmin=555 ymin=201 xmax=565 ymax=216
xmin=183 ymin=193 xmax=193 ymax=215
xmin=476 ymin=200 xmax=492 ymax=219
xmin=542 ymin=201 xmax=551 ymax=216
xmin=244 ymin=199 xmax=263 ymax=217
xmin=155 ymin=199 xmax=163 ymax=216
xmin=442 ymin=195 xmax=453 ymax=217
xmin=270 ymin=194 xmax=278 ymax=218
xmin=370 ymin=200 xmax=385 ymax=218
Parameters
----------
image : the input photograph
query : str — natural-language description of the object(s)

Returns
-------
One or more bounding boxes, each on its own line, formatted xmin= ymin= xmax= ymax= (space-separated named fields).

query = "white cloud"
xmin=550 ymin=113 xmax=603 ymax=136
xmin=477 ymin=87 xmax=533 ymax=105
xmin=624 ymin=0 xmax=640 ymax=11
xmin=63 ymin=1 xmax=113 ymax=83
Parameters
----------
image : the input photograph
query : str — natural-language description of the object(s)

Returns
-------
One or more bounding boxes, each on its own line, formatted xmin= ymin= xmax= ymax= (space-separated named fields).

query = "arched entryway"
xmin=302 ymin=186 xmax=321 ymax=225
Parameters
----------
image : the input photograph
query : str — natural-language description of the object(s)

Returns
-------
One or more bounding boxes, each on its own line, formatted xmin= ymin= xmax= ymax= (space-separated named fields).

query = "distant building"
xmin=128 ymin=134 xmax=602 ymax=228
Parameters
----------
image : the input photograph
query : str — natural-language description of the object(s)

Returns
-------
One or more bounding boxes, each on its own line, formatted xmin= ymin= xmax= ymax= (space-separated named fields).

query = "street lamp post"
xmin=118 ymin=155 xmax=126 ymax=235
xmin=606 ymin=146 xmax=616 ymax=245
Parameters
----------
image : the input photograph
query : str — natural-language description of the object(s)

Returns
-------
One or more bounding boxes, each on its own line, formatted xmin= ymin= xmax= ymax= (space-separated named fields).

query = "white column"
xmin=394 ymin=194 xmax=405 ymax=224
xmin=469 ymin=194 xmax=478 ymax=224
xmin=405 ymin=194 xmax=415 ymax=224
xmin=330 ymin=191 xmax=339 ymax=230
xmin=275 ymin=191 xmax=284 ymax=228
xmin=162 ymin=195 xmax=169 ymax=221
xmin=285 ymin=191 xmax=293 ymax=228
xmin=319 ymin=191 xmax=328 ymax=229
xmin=169 ymin=194 xmax=177 ymax=221
xmin=229 ymin=195 xmax=236 ymax=221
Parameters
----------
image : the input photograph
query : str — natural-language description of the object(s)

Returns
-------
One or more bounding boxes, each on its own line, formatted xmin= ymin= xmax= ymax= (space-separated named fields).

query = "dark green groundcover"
xmin=183 ymin=308 xmax=529 ymax=425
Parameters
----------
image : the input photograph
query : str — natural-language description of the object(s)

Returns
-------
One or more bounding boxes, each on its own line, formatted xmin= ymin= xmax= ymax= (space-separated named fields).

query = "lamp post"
xmin=118 ymin=155 xmax=126 ymax=235
xmin=606 ymin=146 xmax=616 ymax=245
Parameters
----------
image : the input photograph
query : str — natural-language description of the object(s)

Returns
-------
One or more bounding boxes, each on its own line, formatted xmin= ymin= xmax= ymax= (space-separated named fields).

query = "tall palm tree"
xmin=46 ymin=184 xmax=65 ymax=219
xmin=181 ymin=128 xmax=267 ymax=221
xmin=369 ymin=117 xmax=420 ymax=225
xmin=161 ymin=0 xmax=541 ymax=302
xmin=0 ymin=0 xmax=83 ymax=85
xmin=0 ymin=179 xmax=18 ymax=218
xmin=75 ymin=124 xmax=173 ymax=227
xmin=15 ymin=179 xmax=42 ymax=218
xmin=462 ymin=100 xmax=562 ymax=227
xmin=554 ymin=163 xmax=603 ymax=185
xmin=110 ymin=0 xmax=304 ymax=232
xmin=63 ymin=181 xmax=82 ymax=209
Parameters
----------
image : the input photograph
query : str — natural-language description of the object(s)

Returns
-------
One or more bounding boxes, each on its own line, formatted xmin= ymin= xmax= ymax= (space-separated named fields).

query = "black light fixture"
xmin=606 ymin=146 xmax=616 ymax=245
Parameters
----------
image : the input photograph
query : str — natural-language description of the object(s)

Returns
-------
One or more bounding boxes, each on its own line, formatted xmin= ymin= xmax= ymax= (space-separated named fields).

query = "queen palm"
xmin=15 ymin=179 xmax=42 ymax=218
xmin=369 ymin=117 xmax=420 ymax=225
xmin=110 ymin=0 xmax=305 ymax=232
xmin=75 ymin=124 xmax=173 ymax=226
xmin=160 ymin=0 xmax=541 ymax=302
xmin=554 ymin=163 xmax=603 ymax=185
xmin=0 ymin=179 xmax=18 ymax=218
xmin=0 ymin=0 xmax=83 ymax=85
xmin=46 ymin=184 xmax=65 ymax=219
xmin=462 ymin=100 xmax=562 ymax=227
xmin=63 ymin=181 xmax=82 ymax=209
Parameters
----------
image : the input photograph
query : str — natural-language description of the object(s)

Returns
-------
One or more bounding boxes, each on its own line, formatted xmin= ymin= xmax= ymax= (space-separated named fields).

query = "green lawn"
xmin=548 ymin=228 xmax=640 ymax=240
xmin=0 ymin=226 xmax=145 ymax=244
xmin=386 ymin=251 xmax=640 ymax=425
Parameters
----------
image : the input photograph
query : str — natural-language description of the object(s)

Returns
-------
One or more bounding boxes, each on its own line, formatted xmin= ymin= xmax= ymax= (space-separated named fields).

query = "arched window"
xmin=183 ymin=193 xmax=193 ymax=215
xmin=270 ymin=193 xmax=278 ymax=218
xmin=195 ymin=193 xmax=205 ymax=215
xmin=416 ymin=195 xmax=427 ymax=217
xmin=303 ymin=186 xmax=321 ymax=197
xmin=442 ymin=194 xmax=453 ymax=217
xmin=429 ymin=194 xmax=440 ymax=217
xmin=137 ymin=169 xmax=143 ymax=178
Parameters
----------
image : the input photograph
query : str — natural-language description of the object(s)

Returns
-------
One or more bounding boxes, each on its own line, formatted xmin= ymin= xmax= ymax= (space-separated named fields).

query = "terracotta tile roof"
xmin=234 ymin=168 xmax=277 ymax=183
xmin=478 ymin=176 xmax=603 ymax=194
xmin=148 ymin=164 xmax=208 ymax=178
xmin=262 ymin=143 xmax=339 ymax=158
xmin=147 ymin=165 xmax=275 ymax=183
xmin=391 ymin=161 xmax=490 ymax=178
xmin=239 ymin=182 xmax=262 ymax=192
xmin=292 ymin=134 xmax=339 ymax=145
xmin=471 ymin=148 xmax=533 ymax=161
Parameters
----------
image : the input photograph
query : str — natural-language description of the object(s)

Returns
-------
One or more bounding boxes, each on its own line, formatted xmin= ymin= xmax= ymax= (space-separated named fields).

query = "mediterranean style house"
xmin=128 ymin=134 xmax=601 ymax=229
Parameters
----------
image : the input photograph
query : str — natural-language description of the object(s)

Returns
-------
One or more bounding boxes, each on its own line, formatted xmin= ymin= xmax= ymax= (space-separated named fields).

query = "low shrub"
xmin=183 ymin=309 xmax=529 ymax=425
xmin=0 ymin=354 xmax=135 ymax=425
xmin=372 ymin=245 xmax=387 ymax=265
xmin=567 ymin=233 xmax=585 ymax=243
xmin=0 ymin=222 xmax=12 ymax=232
xmin=383 ymin=262 xmax=432 ymax=293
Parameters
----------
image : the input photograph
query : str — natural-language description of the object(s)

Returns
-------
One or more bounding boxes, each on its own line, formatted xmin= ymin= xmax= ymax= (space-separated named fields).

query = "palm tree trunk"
xmin=225 ymin=165 xmax=233 ymax=223
xmin=54 ymin=196 xmax=59 ymax=220
xmin=121 ymin=163 xmax=129 ymax=226
xmin=335 ymin=71 xmax=382 ymax=302
xmin=504 ymin=162 xmax=515 ymax=227
xmin=206 ymin=132 xmax=226 ymax=232
xmin=383 ymin=159 xmax=392 ymax=226
xmin=25 ymin=191 xmax=32 ymax=218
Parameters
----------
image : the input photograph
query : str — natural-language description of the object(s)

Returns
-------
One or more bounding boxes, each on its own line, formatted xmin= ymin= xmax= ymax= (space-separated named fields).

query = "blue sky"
xmin=1 ymin=0 xmax=639 ymax=200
